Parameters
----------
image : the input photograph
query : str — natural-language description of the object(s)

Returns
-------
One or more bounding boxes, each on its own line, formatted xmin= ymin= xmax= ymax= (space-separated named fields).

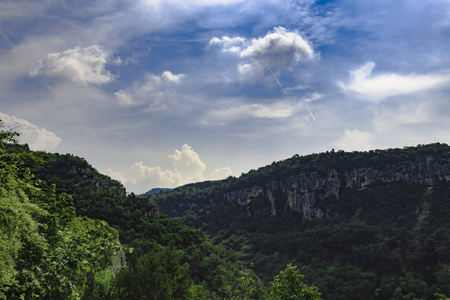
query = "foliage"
xmin=3 ymin=121 xmax=449 ymax=299
xmin=111 ymin=243 xmax=192 ymax=300
xmin=269 ymin=264 xmax=321 ymax=300
xmin=0 ymin=124 xmax=121 ymax=299
xmin=149 ymin=143 xmax=450 ymax=299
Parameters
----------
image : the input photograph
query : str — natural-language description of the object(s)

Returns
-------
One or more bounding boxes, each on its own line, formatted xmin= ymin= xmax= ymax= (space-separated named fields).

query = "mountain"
xmin=0 ymin=134 xmax=273 ymax=299
xmin=2 ymin=123 xmax=450 ymax=300
xmin=148 ymin=143 xmax=450 ymax=299
xmin=142 ymin=188 xmax=173 ymax=196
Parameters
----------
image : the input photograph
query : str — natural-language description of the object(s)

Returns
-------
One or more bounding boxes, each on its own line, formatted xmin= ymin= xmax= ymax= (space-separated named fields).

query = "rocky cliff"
xmin=224 ymin=156 xmax=450 ymax=220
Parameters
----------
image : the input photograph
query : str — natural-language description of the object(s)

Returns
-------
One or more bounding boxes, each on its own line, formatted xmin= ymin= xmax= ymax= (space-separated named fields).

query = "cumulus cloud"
xmin=210 ymin=27 xmax=314 ymax=79
xmin=130 ymin=144 xmax=232 ymax=188
xmin=339 ymin=61 xmax=450 ymax=101
xmin=29 ymin=45 xmax=115 ymax=86
xmin=104 ymin=168 xmax=127 ymax=184
xmin=210 ymin=167 xmax=232 ymax=180
xmin=0 ymin=111 xmax=61 ymax=151
xmin=169 ymin=144 xmax=206 ymax=182
xmin=130 ymin=162 xmax=183 ymax=187
xmin=333 ymin=129 xmax=374 ymax=151
xmin=240 ymin=26 xmax=314 ymax=69
xmin=115 ymin=71 xmax=184 ymax=110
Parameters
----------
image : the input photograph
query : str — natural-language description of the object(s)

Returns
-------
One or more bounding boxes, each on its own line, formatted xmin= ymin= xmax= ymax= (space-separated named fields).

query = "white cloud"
xmin=211 ymin=27 xmax=315 ymax=79
xmin=141 ymin=0 xmax=244 ymax=9
xmin=339 ymin=61 xmax=450 ymax=101
xmin=104 ymin=168 xmax=127 ymax=184
xmin=130 ymin=144 xmax=232 ymax=188
xmin=374 ymin=101 xmax=433 ymax=134
xmin=114 ymin=90 xmax=134 ymax=106
xmin=240 ymin=26 xmax=314 ymax=69
xmin=130 ymin=162 xmax=183 ymax=187
xmin=209 ymin=36 xmax=246 ymax=53
xmin=0 ymin=111 xmax=61 ymax=151
xmin=333 ymin=129 xmax=374 ymax=151
xmin=115 ymin=71 xmax=184 ymax=110
xmin=202 ymin=101 xmax=297 ymax=125
xmin=29 ymin=45 xmax=115 ymax=86
xmin=169 ymin=144 xmax=207 ymax=182
xmin=210 ymin=167 xmax=232 ymax=180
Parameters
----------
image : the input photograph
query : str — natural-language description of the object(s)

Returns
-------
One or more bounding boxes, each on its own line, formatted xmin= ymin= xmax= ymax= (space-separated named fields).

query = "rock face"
xmin=68 ymin=166 xmax=101 ymax=189
xmin=224 ymin=156 xmax=450 ymax=220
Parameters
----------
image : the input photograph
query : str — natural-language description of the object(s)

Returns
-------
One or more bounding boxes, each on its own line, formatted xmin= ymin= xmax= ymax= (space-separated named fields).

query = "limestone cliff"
xmin=223 ymin=156 xmax=450 ymax=220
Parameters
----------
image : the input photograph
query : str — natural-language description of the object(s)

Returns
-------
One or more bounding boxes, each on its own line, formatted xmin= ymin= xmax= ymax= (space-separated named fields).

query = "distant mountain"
xmin=142 ymin=187 xmax=173 ymax=196
xmin=148 ymin=143 xmax=450 ymax=299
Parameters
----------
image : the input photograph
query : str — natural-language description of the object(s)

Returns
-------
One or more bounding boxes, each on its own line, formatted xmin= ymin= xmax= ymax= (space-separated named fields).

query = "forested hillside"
xmin=0 ymin=124 xmax=320 ymax=299
xmin=149 ymin=143 xmax=450 ymax=300
xmin=2 ymin=118 xmax=450 ymax=299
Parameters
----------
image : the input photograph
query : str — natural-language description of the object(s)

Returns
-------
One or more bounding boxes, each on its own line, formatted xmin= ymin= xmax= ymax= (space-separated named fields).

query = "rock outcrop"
xmin=224 ymin=156 xmax=450 ymax=220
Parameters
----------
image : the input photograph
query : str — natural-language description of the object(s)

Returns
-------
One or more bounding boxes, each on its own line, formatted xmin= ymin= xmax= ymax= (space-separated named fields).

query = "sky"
xmin=1 ymin=0 xmax=450 ymax=193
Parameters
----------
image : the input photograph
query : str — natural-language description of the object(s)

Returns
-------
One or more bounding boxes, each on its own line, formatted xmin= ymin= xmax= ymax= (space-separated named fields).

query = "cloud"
xmin=339 ymin=61 xmax=450 ymax=101
xmin=141 ymin=0 xmax=244 ymax=10
xmin=240 ymin=26 xmax=314 ymax=69
xmin=333 ymin=129 xmax=374 ymax=151
xmin=169 ymin=144 xmax=206 ymax=181
xmin=0 ymin=111 xmax=61 ymax=151
xmin=115 ymin=71 xmax=184 ymax=110
xmin=209 ymin=36 xmax=246 ymax=53
xmin=29 ymin=45 xmax=115 ymax=86
xmin=210 ymin=167 xmax=232 ymax=180
xmin=210 ymin=27 xmax=315 ymax=79
xmin=200 ymin=100 xmax=299 ymax=125
xmin=130 ymin=162 xmax=183 ymax=187
xmin=104 ymin=168 xmax=127 ymax=184
xmin=130 ymin=144 xmax=232 ymax=188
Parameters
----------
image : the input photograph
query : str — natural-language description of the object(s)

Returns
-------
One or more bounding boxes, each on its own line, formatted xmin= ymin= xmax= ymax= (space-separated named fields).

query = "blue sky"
xmin=1 ymin=0 xmax=450 ymax=193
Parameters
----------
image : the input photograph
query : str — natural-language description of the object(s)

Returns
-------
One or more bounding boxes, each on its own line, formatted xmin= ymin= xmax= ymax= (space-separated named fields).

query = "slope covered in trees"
xmin=0 ymin=123 xmax=321 ymax=299
xmin=149 ymin=143 xmax=450 ymax=299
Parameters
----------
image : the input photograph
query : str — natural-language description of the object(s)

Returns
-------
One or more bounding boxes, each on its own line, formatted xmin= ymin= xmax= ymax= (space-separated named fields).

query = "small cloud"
xmin=161 ymin=71 xmax=185 ymax=83
xmin=210 ymin=167 xmax=232 ymax=180
xmin=0 ymin=111 xmax=61 ymax=151
xmin=240 ymin=26 xmax=314 ymax=70
xmin=282 ymin=84 xmax=310 ymax=95
xmin=339 ymin=61 xmax=450 ymax=101
xmin=169 ymin=144 xmax=207 ymax=182
xmin=211 ymin=27 xmax=315 ymax=80
xmin=129 ymin=144 xmax=232 ymax=188
xmin=333 ymin=129 xmax=374 ymax=151
xmin=30 ymin=45 xmax=116 ymax=86
xmin=104 ymin=168 xmax=127 ymax=184
xmin=130 ymin=162 xmax=182 ymax=187
xmin=209 ymin=36 xmax=246 ymax=53
xmin=115 ymin=71 xmax=184 ymax=110
xmin=115 ymin=90 xmax=134 ymax=106
xmin=201 ymin=101 xmax=296 ymax=125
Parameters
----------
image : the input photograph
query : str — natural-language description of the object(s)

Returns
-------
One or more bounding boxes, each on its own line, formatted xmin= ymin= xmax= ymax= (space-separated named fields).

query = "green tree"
xmin=269 ymin=264 xmax=321 ymax=300
xmin=112 ymin=243 xmax=192 ymax=300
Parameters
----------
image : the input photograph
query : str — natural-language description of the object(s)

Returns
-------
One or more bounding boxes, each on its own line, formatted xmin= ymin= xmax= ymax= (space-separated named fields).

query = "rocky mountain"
xmin=152 ymin=143 xmax=450 ymax=221
xmin=224 ymin=154 xmax=450 ymax=220
xmin=148 ymin=143 xmax=450 ymax=299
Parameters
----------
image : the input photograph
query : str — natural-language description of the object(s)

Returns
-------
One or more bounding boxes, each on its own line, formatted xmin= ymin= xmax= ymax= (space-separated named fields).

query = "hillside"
xmin=2 ymin=120 xmax=450 ymax=299
xmin=1 ymin=126 xmax=324 ymax=299
xmin=148 ymin=143 xmax=450 ymax=299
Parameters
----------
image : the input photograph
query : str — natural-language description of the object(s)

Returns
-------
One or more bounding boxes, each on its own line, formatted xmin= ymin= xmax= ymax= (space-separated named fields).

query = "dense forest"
xmin=1 ymin=121 xmax=450 ymax=299
xmin=0 ymin=124 xmax=320 ymax=299
xmin=149 ymin=143 xmax=450 ymax=300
